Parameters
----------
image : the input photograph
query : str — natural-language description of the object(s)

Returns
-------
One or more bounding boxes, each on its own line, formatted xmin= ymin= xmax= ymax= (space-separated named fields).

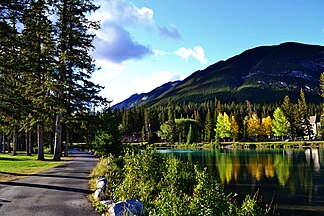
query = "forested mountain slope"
xmin=113 ymin=42 xmax=324 ymax=109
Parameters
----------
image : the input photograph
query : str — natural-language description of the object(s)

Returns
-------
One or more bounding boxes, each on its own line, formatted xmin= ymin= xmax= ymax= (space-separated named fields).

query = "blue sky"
xmin=90 ymin=0 xmax=324 ymax=105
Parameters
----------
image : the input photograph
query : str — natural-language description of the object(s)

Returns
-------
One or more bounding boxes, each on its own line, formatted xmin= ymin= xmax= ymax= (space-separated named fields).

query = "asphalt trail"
xmin=0 ymin=150 xmax=99 ymax=216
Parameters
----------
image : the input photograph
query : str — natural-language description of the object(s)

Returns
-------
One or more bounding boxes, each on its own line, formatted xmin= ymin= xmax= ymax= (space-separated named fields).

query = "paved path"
xmin=0 ymin=150 xmax=99 ymax=216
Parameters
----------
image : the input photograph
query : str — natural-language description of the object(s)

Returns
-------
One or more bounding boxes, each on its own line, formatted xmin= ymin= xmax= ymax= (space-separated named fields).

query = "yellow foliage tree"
xmin=230 ymin=115 xmax=239 ymax=141
xmin=247 ymin=113 xmax=261 ymax=139
xmin=260 ymin=116 xmax=272 ymax=137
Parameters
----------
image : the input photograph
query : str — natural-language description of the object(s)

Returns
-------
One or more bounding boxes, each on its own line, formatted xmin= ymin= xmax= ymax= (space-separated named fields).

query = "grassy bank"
xmin=0 ymin=152 xmax=73 ymax=182
xmin=126 ymin=140 xmax=324 ymax=149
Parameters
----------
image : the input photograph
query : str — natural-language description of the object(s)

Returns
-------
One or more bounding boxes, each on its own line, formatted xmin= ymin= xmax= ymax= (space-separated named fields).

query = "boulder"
xmin=109 ymin=199 xmax=143 ymax=216
xmin=96 ymin=176 xmax=108 ymax=191
xmin=93 ymin=176 xmax=108 ymax=200
xmin=93 ymin=188 xmax=106 ymax=200
xmin=100 ymin=200 xmax=114 ymax=206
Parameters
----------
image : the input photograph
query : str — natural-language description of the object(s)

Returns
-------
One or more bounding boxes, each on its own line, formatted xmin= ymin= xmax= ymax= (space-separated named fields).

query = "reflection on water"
xmin=157 ymin=148 xmax=324 ymax=215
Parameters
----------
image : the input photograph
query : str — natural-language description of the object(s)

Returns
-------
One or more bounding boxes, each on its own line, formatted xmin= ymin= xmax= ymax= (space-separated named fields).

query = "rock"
xmin=93 ymin=176 xmax=108 ymax=200
xmin=100 ymin=200 xmax=114 ymax=206
xmin=93 ymin=188 xmax=106 ymax=200
xmin=96 ymin=176 xmax=108 ymax=191
xmin=109 ymin=199 xmax=143 ymax=216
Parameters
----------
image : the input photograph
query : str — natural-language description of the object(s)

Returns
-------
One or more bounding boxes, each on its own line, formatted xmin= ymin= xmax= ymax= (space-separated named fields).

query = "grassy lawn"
xmin=0 ymin=152 xmax=73 ymax=182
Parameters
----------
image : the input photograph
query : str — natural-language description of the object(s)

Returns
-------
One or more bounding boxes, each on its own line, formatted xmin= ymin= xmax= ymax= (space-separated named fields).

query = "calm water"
xmin=156 ymin=148 xmax=324 ymax=216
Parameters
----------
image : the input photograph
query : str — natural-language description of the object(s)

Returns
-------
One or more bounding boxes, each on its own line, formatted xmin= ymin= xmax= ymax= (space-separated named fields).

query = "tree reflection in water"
xmin=157 ymin=147 xmax=324 ymax=214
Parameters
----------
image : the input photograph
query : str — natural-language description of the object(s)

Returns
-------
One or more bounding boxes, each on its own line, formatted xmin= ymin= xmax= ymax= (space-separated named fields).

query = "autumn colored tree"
xmin=247 ymin=113 xmax=261 ymax=139
xmin=260 ymin=116 xmax=272 ymax=138
xmin=215 ymin=112 xmax=232 ymax=141
xmin=230 ymin=115 xmax=239 ymax=141
xmin=272 ymin=107 xmax=289 ymax=140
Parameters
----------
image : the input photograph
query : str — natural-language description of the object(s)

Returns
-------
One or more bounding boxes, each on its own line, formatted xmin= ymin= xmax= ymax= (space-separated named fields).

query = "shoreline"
xmin=126 ymin=140 xmax=324 ymax=149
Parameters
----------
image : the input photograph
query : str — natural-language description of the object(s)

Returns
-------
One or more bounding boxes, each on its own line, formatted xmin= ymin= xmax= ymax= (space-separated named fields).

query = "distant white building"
xmin=309 ymin=115 xmax=321 ymax=139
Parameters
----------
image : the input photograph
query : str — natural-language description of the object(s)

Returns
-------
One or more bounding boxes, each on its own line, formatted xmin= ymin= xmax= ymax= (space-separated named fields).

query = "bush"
xmin=90 ymin=151 xmax=270 ymax=215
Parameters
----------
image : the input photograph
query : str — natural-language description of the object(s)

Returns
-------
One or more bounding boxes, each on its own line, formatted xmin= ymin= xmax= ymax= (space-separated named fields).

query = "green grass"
xmin=0 ymin=152 xmax=73 ymax=182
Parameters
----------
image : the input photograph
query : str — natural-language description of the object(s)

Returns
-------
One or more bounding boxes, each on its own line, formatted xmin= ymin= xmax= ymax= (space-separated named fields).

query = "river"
xmin=156 ymin=148 xmax=324 ymax=215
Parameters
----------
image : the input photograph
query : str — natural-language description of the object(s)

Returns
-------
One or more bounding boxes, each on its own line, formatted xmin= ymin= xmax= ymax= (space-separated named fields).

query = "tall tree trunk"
xmin=0 ymin=133 xmax=2 ymax=154
xmin=37 ymin=123 xmax=44 ymax=160
xmin=12 ymin=127 xmax=18 ymax=156
xmin=53 ymin=113 xmax=62 ymax=160
xmin=25 ymin=127 xmax=31 ymax=156
xmin=29 ymin=130 xmax=32 ymax=154
xmin=1 ymin=133 xmax=5 ymax=154
xmin=7 ymin=137 xmax=11 ymax=153
xmin=64 ymin=130 xmax=69 ymax=157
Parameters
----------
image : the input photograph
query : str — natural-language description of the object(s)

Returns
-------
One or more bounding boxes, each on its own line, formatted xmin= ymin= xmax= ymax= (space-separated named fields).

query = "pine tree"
xmin=21 ymin=0 xmax=57 ymax=160
xmin=0 ymin=0 xmax=27 ymax=156
xmin=320 ymin=72 xmax=324 ymax=138
xmin=144 ymin=108 xmax=151 ymax=142
xmin=167 ymin=100 xmax=176 ymax=142
xmin=186 ymin=124 xmax=193 ymax=144
xmin=52 ymin=0 xmax=103 ymax=160
xmin=298 ymin=89 xmax=312 ymax=139
xmin=281 ymin=95 xmax=296 ymax=139
xmin=204 ymin=107 xmax=213 ymax=142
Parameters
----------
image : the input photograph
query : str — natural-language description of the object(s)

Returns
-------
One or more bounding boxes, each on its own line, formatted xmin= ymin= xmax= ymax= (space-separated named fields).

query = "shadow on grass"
xmin=0 ymin=157 xmax=25 ymax=161
xmin=0 ymin=181 xmax=92 ymax=194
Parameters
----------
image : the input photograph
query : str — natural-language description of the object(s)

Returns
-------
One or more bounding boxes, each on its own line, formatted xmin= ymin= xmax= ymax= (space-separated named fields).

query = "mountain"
xmin=112 ymin=81 xmax=181 ymax=109
xmin=113 ymin=42 xmax=324 ymax=109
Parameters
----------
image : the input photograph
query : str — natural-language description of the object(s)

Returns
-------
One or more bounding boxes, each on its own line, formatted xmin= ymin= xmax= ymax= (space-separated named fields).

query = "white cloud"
xmin=93 ymin=0 xmax=154 ymax=26
xmin=153 ymin=49 xmax=167 ymax=56
xmin=93 ymin=21 xmax=152 ymax=63
xmin=89 ymin=0 xmax=155 ymax=63
xmin=175 ymin=46 xmax=208 ymax=65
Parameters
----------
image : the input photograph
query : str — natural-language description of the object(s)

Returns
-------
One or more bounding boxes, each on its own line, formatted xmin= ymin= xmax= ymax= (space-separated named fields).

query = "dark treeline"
xmin=0 ymin=0 xmax=105 ymax=160
xmin=113 ymin=89 xmax=323 ymax=144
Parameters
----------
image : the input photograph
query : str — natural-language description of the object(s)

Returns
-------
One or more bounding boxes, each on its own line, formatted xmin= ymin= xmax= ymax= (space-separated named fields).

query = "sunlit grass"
xmin=0 ymin=152 xmax=73 ymax=182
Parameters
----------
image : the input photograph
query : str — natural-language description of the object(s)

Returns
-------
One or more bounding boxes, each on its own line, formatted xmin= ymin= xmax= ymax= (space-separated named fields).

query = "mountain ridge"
xmin=113 ymin=42 xmax=324 ymax=109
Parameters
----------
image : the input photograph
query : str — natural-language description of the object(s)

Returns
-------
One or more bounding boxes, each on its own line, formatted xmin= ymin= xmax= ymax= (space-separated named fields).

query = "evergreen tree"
xmin=52 ymin=0 xmax=103 ymax=160
xmin=204 ymin=107 xmax=213 ymax=142
xmin=21 ymin=0 xmax=57 ymax=160
xmin=144 ymin=108 xmax=151 ymax=142
xmin=320 ymin=72 xmax=324 ymax=138
xmin=93 ymin=107 xmax=122 ymax=156
xmin=281 ymin=95 xmax=296 ymax=139
xmin=166 ymin=100 xmax=176 ymax=142
xmin=0 ymin=0 xmax=27 ymax=156
xmin=186 ymin=124 xmax=193 ymax=144
xmin=298 ymin=89 xmax=312 ymax=139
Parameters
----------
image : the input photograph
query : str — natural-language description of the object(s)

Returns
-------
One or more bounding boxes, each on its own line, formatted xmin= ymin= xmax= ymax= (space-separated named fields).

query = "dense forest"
xmin=0 ymin=0 xmax=105 ymax=160
xmin=111 ymin=88 xmax=324 ymax=145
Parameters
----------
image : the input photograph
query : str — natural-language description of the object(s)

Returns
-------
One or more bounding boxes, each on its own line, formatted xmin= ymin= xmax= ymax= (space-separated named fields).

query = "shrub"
xmin=90 ymin=151 xmax=270 ymax=215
